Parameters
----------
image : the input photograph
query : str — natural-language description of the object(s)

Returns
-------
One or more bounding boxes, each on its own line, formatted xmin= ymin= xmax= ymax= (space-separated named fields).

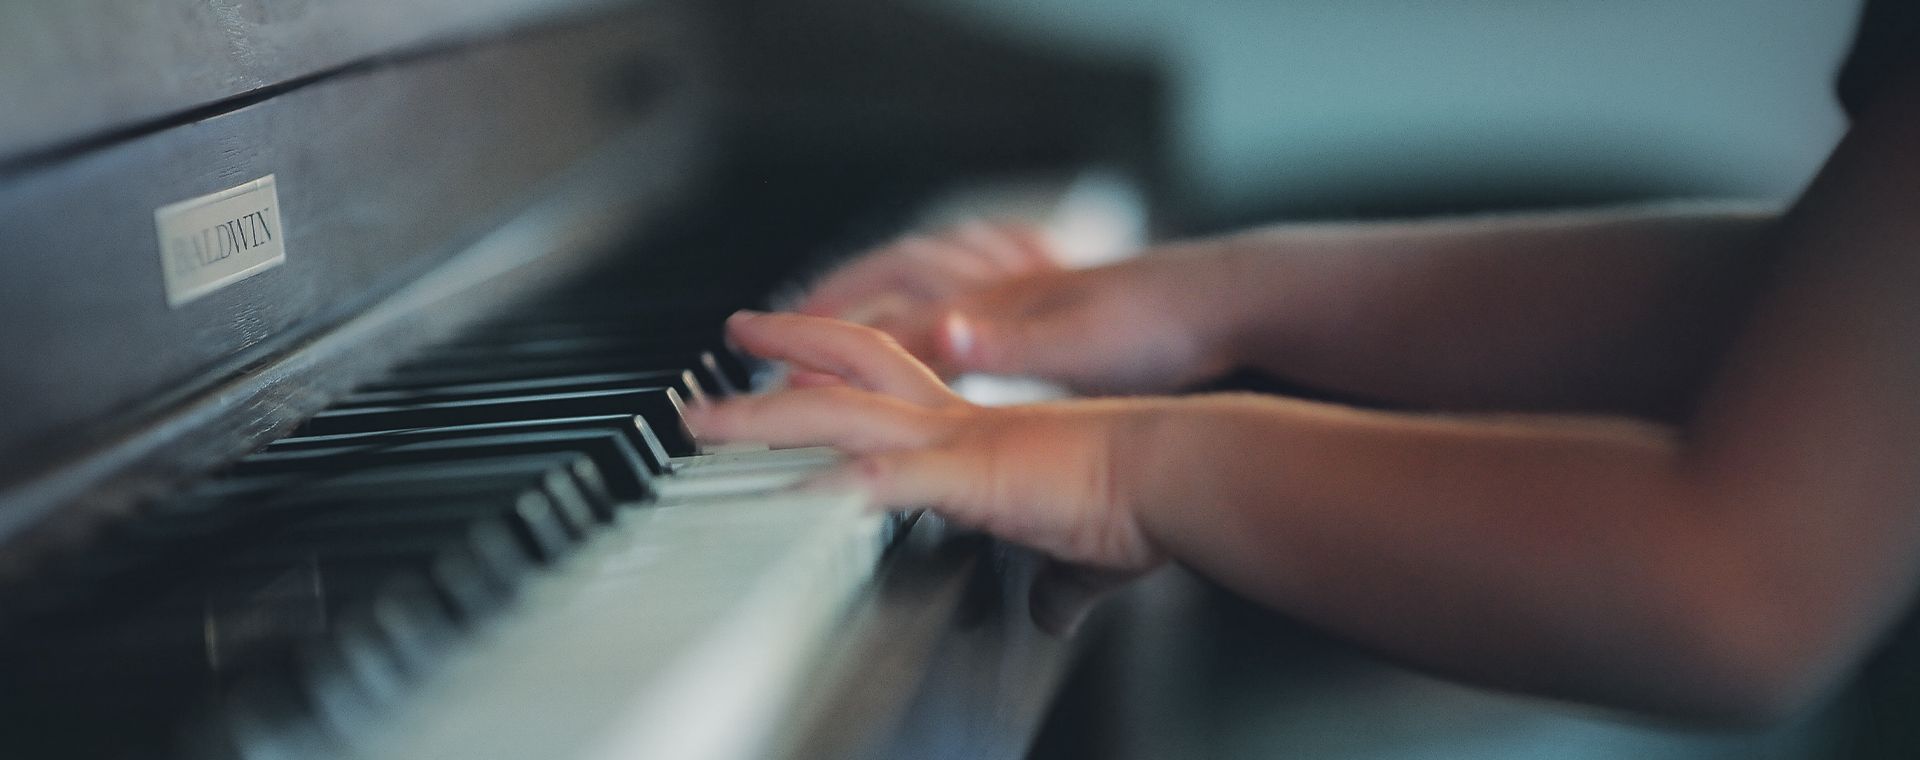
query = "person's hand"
xmin=796 ymin=219 xmax=1062 ymax=324
xmin=896 ymin=257 xmax=1239 ymax=394
xmin=684 ymin=311 xmax=1170 ymax=633
xmin=798 ymin=221 xmax=1242 ymax=394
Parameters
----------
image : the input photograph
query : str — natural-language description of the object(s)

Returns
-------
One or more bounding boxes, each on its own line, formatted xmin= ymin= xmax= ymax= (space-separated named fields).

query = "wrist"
xmin=1112 ymin=394 xmax=1299 ymax=564
xmin=1099 ymin=398 xmax=1190 ymax=560
xmin=1147 ymin=240 xmax=1280 ymax=379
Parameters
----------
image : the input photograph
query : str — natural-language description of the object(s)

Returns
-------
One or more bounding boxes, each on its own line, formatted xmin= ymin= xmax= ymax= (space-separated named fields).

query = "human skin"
xmin=800 ymin=203 xmax=1777 ymax=415
xmin=689 ymin=62 xmax=1920 ymax=726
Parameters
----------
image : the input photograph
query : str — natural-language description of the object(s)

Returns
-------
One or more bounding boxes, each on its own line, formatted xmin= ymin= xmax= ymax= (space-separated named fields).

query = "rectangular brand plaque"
xmin=154 ymin=174 xmax=285 ymax=306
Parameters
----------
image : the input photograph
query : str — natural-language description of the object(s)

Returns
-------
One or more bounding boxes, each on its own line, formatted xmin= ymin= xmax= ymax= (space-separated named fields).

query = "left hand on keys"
xmin=683 ymin=310 xmax=1169 ymax=633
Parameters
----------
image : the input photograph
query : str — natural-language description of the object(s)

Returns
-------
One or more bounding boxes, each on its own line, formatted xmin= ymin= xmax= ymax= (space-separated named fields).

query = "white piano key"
xmin=345 ymin=447 xmax=882 ymax=760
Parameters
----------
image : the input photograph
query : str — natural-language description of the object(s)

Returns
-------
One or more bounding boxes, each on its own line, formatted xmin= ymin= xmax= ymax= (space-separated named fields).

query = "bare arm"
xmin=1185 ymin=203 xmax=1780 ymax=417
xmin=701 ymin=63 xmax=1920 ymax=726
xmin=1128 ymin=73 xmax=1920 ymax=722
xmin=805 ymin=203 xmax=1780 ymax=416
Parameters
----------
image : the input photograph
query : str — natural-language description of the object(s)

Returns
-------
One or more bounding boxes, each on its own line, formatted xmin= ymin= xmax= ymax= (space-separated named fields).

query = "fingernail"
xmin=942 ymin=311 xmax=976 ymax=363
xmin=728 ymin=309 xmax=765 ymax=324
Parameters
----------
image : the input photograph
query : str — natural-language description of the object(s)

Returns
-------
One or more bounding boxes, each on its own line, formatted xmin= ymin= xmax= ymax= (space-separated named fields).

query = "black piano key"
xmin=394 ymin=321 xmax=749 ymax=386
xmin=267 ymin=414 xmax=672 ymax=476
xmin=205 ymin=523 xmax=522 ymax=623
xmin=204 ymin=615 xmax=410 ymax=748
xmin=377 ymin=349 xmax=741 ymax=399
xmin=467 ymin=300 xmax=738 ymax=335
xmin=247 ymin=492 xmax=576 ymax=566
xmin=327 ymin=455 xmax=612 ymax=530
xmin=415 ymin=333 xmax=702 ymax=359
xmin=29 ymin=516 xmax=528 ymax=681
xmin=206 ymin=675 xmax=339 ymax=760
xmin=337 ymin=369 xmax=707 ymax=408
xmin=80 ymin=456 xmax=609 ymax=606
xmin=237 ymin=430 xmax=656 ymax=501
xmin=0 ymin=575 xmax=326 ymax=692
xmin=1 ymin=605 xmax=234 ymax=683
xmin=298 ymin=388 xmax=697 ymax=456
xmin=293 ymin=637 xmax=388 ymax=739
xmin=333 ymin=614 xmax=409 ymax=703
xmin=64 ymin=448 xmax=622 ymax=620
xmin=365 ymin=575 xmax=462 ymax=677
xmin=22 ymin=563 xmax=441 ymax=676
xmin=183 ymin=453 xmax=615 ymax=528
xmin=420 ymin=541 xmax=519 ymax=620
xmin=691 ymin=349 xmax=745 ymax=396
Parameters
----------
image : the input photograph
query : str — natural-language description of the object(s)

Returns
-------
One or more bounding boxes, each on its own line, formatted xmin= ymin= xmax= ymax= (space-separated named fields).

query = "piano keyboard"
xmin=0 ymin=260 xmax=893 ymax=760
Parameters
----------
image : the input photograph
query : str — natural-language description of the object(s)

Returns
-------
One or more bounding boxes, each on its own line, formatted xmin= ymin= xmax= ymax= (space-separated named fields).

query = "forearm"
xmin=1111 ymin=86 xmax=1920 ymax=722
xmin=1169 ymin=203 xmax=1780 ymax=417
xmin=726 ymin=72 xmax=1920 ymax=724
xmin=1119 ymin=394 xmax=1832 ymax=721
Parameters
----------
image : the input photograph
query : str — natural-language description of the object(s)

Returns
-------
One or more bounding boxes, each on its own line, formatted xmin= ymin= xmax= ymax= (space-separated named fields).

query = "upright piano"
xmin=0 ymin=1 xmax=1162 ymax=757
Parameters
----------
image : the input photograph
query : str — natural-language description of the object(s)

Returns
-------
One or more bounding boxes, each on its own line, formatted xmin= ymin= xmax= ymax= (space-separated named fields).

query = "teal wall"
xmin=922 ymin=0 xmax=1858 ymax=221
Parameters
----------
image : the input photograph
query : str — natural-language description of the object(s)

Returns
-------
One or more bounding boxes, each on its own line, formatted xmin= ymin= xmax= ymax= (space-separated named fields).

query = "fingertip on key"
xmin=680 ymin=402 xmax=723 ymax=435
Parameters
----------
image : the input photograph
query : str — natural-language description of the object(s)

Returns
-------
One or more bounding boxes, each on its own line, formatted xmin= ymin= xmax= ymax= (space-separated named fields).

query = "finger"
xmin=935 ymin=310 xmax=982 ymax=373
xmin=936 ymin=307 xmax=1081 ymax=378
xmin=860 ymin=305 xmax=950 ymax=376
xmin=797 ymin=251 xmax=920 ymax=317
xmin=799 ymin=235 xmax=981 ymax=318
xmin=838 ymin=291 xmax=916 ymax=328
xmin=801 ymin=223 xmax=1050 ymax=321
xmin=845 ymin=447 xmax=1066 ymax=548
xmin=892 ymin=236 xmax=1001 ymax=301
xmin=784 ymin=370 xmax=849 ymax=390
xmin=844 ymin=449 xmax=1141 ymax=634
xmin=841 ymin=447 xmax=982 ymax=516
xmin=727 ymin=311 xmax=958 ymax=407
xmin=682 ymin=386 xmax=942 ymax=452
xmin=1028 ymin=560 xmax=1137 ymax=636
xmin=948 ymin=219 xmax=1057 ymax=273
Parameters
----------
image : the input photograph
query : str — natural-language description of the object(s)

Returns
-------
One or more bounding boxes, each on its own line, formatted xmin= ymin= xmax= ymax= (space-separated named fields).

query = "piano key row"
xmin=206 ymin=452 xmax=863 ymax=760
xmin=0 ymin=275 xmax=827 ymax=758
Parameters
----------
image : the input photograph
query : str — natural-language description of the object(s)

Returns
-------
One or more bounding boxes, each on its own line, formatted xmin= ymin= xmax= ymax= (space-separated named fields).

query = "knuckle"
xmin=693 ymin=402 xmax=749 ymax=437
xmin=869 ymin=330 xmax=909 ymax=356
xmin=857 ymin=454 xmax=893 ymax=483
xmin=922 ymin=404 xmax=979 ymax=441
xmin=835 ymin=319 xmax=911 ymax=357
xmin=810 ymin=385 xmax=866 ymax=406
xmin=749 ymin=312 xmax=803 ymax=334
xmin=729 ymin=395 xmax=777 ymax=424
xmin=818 ymin=314 xmax=889 ymax=344
xmin=893 ymin=237 xmax=944 ymax=262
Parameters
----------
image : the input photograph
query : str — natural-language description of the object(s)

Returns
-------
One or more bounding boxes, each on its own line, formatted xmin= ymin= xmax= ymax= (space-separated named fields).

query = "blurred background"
xmin=916 ymin=0 xmax=1853 ymax=228
xmin=874 ymin=2 xmax=1889 ymax=758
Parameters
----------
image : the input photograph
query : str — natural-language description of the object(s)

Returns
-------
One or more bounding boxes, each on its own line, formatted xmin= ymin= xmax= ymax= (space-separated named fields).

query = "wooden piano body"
xmin=0 ymin=1 xmax=1162 ymax=757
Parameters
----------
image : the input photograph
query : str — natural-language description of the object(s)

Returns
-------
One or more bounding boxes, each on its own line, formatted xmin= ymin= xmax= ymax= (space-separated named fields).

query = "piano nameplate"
xmin=154 ymin=174 xmax=285 ymax=306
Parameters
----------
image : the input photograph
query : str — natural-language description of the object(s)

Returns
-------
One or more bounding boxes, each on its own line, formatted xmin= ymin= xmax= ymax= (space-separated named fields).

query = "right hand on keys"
xmin=685 ymin=311 xmax=1173 ymax=634
xmin=796 ymin=220 xmax=1243 ymax=394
